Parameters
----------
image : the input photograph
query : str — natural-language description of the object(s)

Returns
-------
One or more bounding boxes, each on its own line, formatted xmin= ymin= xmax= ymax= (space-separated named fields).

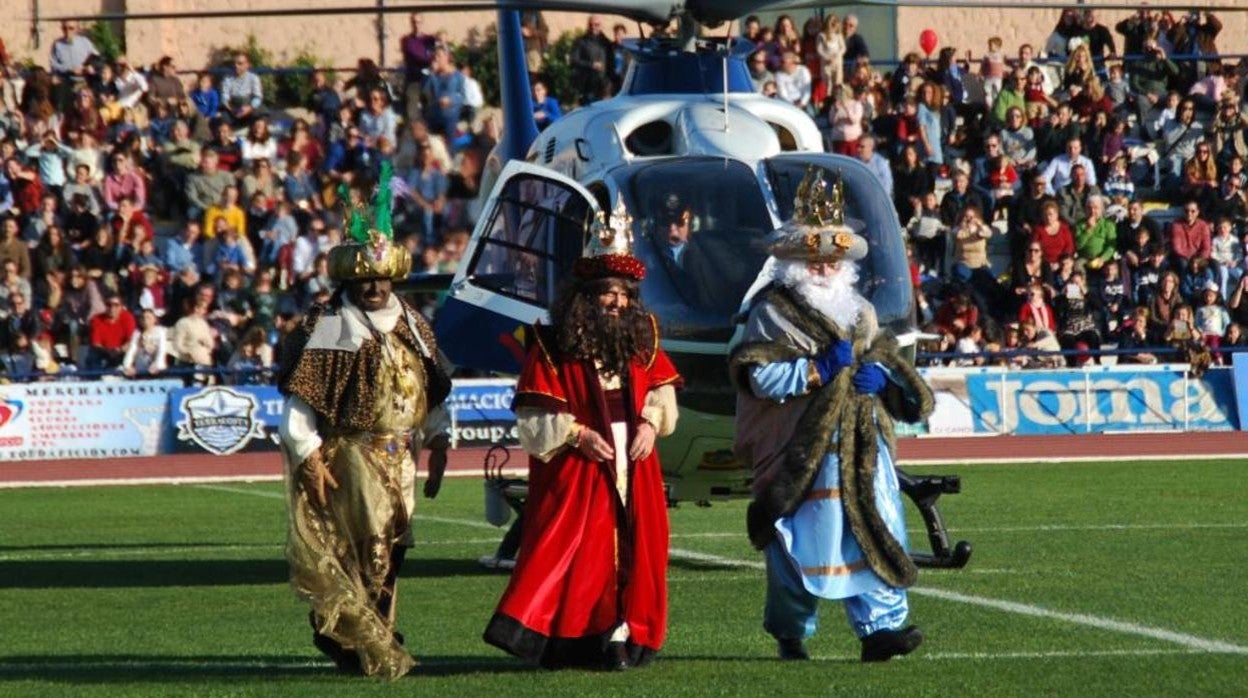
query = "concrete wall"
xmin=1 ymin=1 xmax=1246 ymax=75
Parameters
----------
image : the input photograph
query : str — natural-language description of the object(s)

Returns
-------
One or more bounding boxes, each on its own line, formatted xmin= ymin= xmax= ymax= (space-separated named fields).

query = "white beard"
xmin=777 ymin=260 xmax=865 ymax=331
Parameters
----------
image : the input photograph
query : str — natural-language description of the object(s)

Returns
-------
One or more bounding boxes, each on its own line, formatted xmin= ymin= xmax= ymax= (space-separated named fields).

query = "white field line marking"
xmin=197 ymin=484 xmax=1248 ymax=656
xmin=0 ymin=537 xmax=515 ymax=562
xmin=0 ymin=468 xmax=522 ymax=490
xmin=810 ymin=648 xmax=1212 ymax=662
xmin=948 ymin=522 xmax=1248 ymax=533
xmin=667 ymin=547 xmax=1248 ymax=656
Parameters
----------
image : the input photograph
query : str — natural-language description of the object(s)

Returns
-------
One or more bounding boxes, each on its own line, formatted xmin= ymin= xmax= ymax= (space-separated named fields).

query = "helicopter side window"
xmin=625 ymin=159 xmax=771 ymax=340
xmin=467 ymin=175 xmax=590 ymax=307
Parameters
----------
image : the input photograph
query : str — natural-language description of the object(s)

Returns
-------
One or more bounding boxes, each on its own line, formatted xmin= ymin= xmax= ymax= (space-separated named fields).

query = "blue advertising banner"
xmin=963 ymin=366 xmax=1237 ymax=435
xmin=446 ymin=379 xmax=519 ymax=447
xmin=169 ymin=385 xmax=283 ymax=455
xmin=1233 ymin=354 xmax=1248 ymax=432
xmin=0 ymin=379 xmax=182 ymax=461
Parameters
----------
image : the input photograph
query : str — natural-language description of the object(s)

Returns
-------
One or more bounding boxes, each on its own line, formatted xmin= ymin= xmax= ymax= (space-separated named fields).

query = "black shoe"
xmin=860 ymin=625 xmax=924 ymax=662
xmin=605 ymin=641 xmax=631 ymax=671
xmin=776 ymin=637 xmax=810 ymax=660
xmin=312 ymin=631 xmax=364 ymax=674
xmin=393 ymin=631 xmax=405 ymax=647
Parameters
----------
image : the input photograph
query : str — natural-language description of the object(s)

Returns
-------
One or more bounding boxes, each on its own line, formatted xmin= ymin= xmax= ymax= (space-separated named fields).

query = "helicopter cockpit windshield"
xmin=622 ymin=158 xmax=771 ymax=341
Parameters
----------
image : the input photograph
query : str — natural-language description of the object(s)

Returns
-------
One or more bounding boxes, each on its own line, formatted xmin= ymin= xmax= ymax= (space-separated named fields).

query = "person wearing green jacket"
xmin=1074 ymin=195 xmax=1117 ymax=274
xmin=992 ymin=71 xmax=1027 ymax=125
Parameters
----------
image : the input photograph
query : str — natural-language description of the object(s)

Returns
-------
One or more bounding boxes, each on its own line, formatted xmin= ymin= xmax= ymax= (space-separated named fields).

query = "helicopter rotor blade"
xmin=40 ymin=1 xmax=685 ymax=26
xmin=757 ymin=0 xmax=1248 ymax=12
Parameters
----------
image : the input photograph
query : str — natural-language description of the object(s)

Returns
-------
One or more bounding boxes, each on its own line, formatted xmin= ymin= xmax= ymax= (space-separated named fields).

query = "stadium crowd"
xmin=0 ymin=9 xmax=1246 ymax=383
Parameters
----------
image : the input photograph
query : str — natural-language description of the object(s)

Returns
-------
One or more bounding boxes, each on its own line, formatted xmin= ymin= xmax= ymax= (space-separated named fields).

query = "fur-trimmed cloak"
xmin=729 ymin=284 xmax=934 ymax=589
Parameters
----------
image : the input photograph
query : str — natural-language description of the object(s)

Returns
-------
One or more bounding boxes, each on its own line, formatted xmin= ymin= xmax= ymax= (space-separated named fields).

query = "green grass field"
xmin=2 ymin=458 xmax=1246 ymax=696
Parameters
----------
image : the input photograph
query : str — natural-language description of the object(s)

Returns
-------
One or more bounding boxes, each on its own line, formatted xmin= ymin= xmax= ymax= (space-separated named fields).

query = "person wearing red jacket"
xmin=85 ymin=293 xmax=136 ymax=370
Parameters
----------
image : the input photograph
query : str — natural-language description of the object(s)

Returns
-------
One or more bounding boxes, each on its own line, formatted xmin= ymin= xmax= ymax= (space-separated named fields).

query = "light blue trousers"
xmin=763 ymin=540 xmax=909 ymax=641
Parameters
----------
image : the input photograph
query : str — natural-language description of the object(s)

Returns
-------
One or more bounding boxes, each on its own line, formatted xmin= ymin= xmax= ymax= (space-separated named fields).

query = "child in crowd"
xmin=981 ymin=37 xmax=1008 ymax=106
xmin=1097 ymin=261 xmax=1127 ymax=332
xmin=987 ymin=155 xmax=1018 ymax=222
xmin=1196 ymin=283 xmax=1231 ymax=359
xmin=1211 ymin=217 xmax=1243 ymax=297
xmin=190 ymin=73 xmax=220 ymax=119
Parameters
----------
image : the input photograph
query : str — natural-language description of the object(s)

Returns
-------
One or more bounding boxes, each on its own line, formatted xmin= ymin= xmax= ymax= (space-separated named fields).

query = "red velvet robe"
xmin=483 ymin=323 xmax=682 ymax=666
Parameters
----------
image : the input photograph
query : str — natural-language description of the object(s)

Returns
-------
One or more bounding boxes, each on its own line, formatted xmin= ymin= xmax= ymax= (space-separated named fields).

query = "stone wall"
xmin=2 ymin=1 xmax=1246 ymax=76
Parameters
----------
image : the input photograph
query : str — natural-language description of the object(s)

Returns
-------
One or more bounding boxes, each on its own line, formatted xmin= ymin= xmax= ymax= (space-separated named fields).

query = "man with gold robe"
xmin=277 ymin=185 xmax=451 ymax=679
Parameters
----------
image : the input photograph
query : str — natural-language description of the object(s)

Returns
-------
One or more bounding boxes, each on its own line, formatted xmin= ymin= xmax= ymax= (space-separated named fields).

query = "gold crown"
xmin=327 ymin=230 xmax=413 ymax=282
xmin=793 ymin=166 xmax=847 ymax=228
xmin=585 ymin=200 xmax=635 ymax=258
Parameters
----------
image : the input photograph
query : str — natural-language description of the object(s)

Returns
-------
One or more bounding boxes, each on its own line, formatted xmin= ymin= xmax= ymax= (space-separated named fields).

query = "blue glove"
xmin=852 ymin=363 xmax=888 ymax=395
xmin=812 ymin=340 xmax=854 ymax=384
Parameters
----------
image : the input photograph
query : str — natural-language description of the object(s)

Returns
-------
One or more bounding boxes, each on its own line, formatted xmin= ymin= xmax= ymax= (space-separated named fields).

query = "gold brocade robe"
xmin=280 ymin=297 xmax=447 ymax=680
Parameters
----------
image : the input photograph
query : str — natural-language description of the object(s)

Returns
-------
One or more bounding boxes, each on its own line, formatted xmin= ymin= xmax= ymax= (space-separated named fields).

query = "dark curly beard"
xmin=551 ymin=278 xmax=650 ymax=377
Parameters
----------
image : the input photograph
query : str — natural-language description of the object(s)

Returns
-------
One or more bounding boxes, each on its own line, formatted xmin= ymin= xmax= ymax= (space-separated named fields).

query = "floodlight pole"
xmin=378 ymin=0 xmax=388 ymax=67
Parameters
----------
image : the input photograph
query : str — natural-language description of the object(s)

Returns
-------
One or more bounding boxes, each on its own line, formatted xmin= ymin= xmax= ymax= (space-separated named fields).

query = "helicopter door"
xmin=434 ymin=161 xmax=600 ymax=374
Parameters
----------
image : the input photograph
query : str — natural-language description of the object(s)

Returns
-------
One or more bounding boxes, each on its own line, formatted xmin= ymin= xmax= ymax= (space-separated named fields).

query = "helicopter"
xmin=45 ymin=0 xmax=976 ymax=568
xmin=425 ymin=2 xmax=970 ymax=568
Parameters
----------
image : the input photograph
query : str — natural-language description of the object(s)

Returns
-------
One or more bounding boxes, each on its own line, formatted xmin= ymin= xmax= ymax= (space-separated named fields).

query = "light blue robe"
xmin=751 ymin=358 xmax=910 ymax=640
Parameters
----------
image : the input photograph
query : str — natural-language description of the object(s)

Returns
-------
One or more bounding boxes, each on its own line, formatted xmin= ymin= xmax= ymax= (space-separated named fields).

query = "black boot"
xmin=860 ymin=625 xmax=924 ymax=662
xmin=309 ymin=612 xmax=364 ymax=674
xmin=605 ymin=641 xmax=631 ymax=671
xmin=776 ymin=637 xmax=810 ymax=660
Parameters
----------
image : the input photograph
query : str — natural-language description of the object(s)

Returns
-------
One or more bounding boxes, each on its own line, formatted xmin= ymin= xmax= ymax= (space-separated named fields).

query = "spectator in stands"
xmin=0 ymin=260 xmax=32 ymax=313
xmin=856 ymin=135 xmax=891 ymax=198
xmin=102 ymin=152 xmax=145 ymax=212
xmin=204 ymin=184 xmax=246 ymax=242
xmin=429 ymin=47 xmax=469 ymax=142
xmin=221 ymin=52 xmax=263 ymax=126
xmin=360 ymin=88 xmax=399 ymax=149
xmin=0 ymin=216 xmax=30 ymax=279
xmin=170 ymin=295 xmax=216 ymax=384
xmin=841 ymin=14 xmax=868 ymax=64
xmin=1010 ymin=242 xmax=1052 ymax=312
xmin=939 ymin=171 xmax=984 ymax=228
xmin=1057 ymin=163 xmax=1101 ymax=226
xmin=1055 ymin=271 xmax=1101 ymax=365
xmin=1171 ymin=11 xmax=1222 ymax=83
xmin=226 ymin=325 xmax=273 ymax=385
xmin=189 ymin=72 xmax=220 ymax=121
xmin=1149 ymin=271 xmax=1182 ymax=339
xmin=906 ymin=191 xmax=945 ymax=276
xmin=111 ymin=196 xmax=154 ymax=247
xmin=1118 ymin=307 xmax=1159 ymax=364
xmin=49 ymin=20 xmax=97 ymax=103
xmin=1074 ymin=195 xmax=1115 ymax=275
xmin=1031 ymin=200 xmax=1075 ymax=271
xmin=1211 ymin=100 xmax=1248 ymax=166
xmin=120 ymin=306 xmax=167 ymax=376
xmin=147 ymin=56 xmax=185 ymax=108
xmin=949 ymin=205 xmax=1000 ymax=309
xmin=1169 ymin=200 xmax=1212 ymax=274
xmin=1210 ymin=217 xmax=1243 ymax=298
xmin=916 ymin=82 xmax=943 ymax=173
xmin=775 ymin=50 xmax=813 ymax=111
xmin=4 ymin=158 xmax=43 ymax=218
xmin=164 ymin=221 xmax=204 ymax=275
xmin=747 ymin=50 xmax=774 ymax=93
xmin=892 ymin=144 xmax=930 ymax=224
xmin=570 ymin=15 xmax=614 ymax=105
xmin=1182 ymin=140 xmax=1219 ymax=211
xmin=35 ymin=224 xmax=76 ymax=281
xmin=1161 ymin=100 xmax=1204 ymax=185
xmin=531 ymin=81 xmax=562 ymax=132
xmin=400 ymin=13 xmax=438 ymax=122
xmin=84 ymin=292 xmax=135 ymax=370
xmin=1044 ymin=137 xmax=1097 ymax=194
xmin=406 ymin=146 xmax=448 ymax=246
xmin=113 ymin=56 xmax=148 ymax=110
xmin=240 ymin=117 xmax=278 ymax=166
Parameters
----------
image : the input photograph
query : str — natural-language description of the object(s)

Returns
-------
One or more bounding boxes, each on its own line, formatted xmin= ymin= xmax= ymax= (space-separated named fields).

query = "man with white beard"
xmin=729 ymin=170 xmax=934 ymax=662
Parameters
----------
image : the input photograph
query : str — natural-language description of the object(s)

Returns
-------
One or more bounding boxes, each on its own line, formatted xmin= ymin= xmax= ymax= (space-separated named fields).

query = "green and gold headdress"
xmin=328 ymin=160 xmax=413 ymax=282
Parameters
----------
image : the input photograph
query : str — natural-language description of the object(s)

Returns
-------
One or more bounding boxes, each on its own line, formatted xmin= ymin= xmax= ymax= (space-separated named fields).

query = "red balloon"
xmin=919 ymin=29 xmax=938 ymax=56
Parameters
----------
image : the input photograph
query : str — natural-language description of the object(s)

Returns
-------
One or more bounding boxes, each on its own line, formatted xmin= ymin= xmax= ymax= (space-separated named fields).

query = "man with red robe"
xmin=483 ymin=204 xmax=681 ymax=671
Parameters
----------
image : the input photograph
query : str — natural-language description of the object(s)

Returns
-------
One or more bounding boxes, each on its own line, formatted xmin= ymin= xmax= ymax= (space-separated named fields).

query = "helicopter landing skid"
xmin=898 ymin=468 xmax=973 ymax=569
